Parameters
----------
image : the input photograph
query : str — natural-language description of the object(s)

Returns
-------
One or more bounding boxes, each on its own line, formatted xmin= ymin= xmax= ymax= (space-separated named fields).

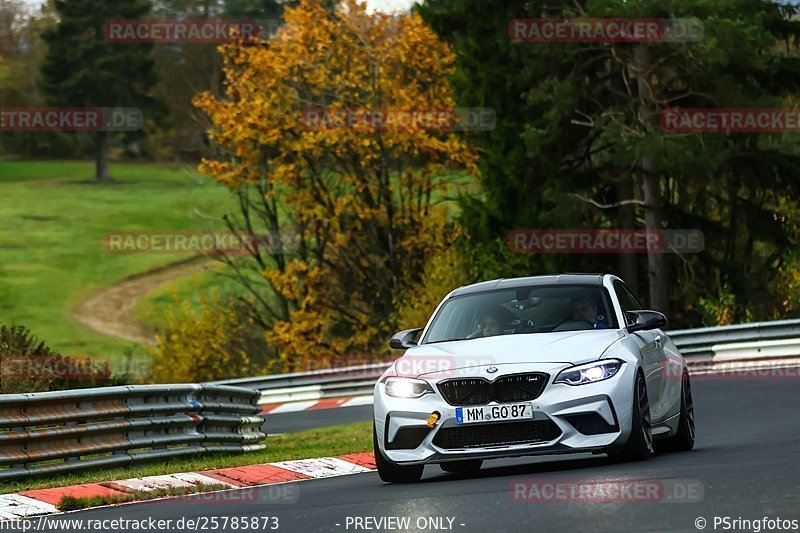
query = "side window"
xmin=613 ymin=281 xmax=639 ymax=326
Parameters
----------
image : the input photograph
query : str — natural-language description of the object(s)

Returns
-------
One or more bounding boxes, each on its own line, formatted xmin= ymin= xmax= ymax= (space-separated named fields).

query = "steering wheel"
xmin=511 ymin=318 xmax=536 ymax=334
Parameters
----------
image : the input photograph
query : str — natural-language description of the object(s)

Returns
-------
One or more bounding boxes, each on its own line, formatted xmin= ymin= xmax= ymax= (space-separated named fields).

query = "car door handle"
xmin=654 ymin=335 xmax=663 ymax=349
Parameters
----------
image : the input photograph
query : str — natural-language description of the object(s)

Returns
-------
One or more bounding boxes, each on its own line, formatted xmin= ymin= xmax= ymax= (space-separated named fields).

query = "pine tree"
xmin=419 ymin=0 xmax=800 ymax=321
xmin=39 ymin=0 xmax=160 ymax=182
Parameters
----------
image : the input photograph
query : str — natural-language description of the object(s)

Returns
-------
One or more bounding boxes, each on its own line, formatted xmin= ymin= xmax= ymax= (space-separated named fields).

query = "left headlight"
xmin=554 ymin=359 xmax=624 ymax=386
xmin=383 ymin=377 xmax=434 ymax=398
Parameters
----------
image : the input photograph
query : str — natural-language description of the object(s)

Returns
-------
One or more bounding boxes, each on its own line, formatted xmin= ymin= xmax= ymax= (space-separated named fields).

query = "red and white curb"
xmin=0 ymin=452 xmax=376 ymax=521
xmin=260 ymin=395 xmax=373 ymax=414
xmin=0 ymin=495 xmax=59 ymax=521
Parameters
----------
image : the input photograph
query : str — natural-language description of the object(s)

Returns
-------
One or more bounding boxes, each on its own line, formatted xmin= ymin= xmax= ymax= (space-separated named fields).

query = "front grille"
xmin=437 ymin=373 xmax=549 ymax=405
xmin=432 ymin=420 xmax=562 ymax=449
xmin=495 ymin=374 xmax=548 ymax=402
xmin=437 ymin=378 xmax=492 ymax=405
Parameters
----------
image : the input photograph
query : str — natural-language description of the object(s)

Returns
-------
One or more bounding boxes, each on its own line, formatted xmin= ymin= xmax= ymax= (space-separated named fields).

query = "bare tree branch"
xmin=570 ymin=193 xmax=646 ymax=209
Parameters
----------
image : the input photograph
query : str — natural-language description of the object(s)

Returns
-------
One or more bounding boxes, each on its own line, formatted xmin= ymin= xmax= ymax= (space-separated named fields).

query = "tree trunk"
xmin=618 ymin=176 xmax=639 ymax=291
xmin=95 ymin=131 xmax=111 ymax=183
xmin=641 ymin=164 xmax=668 ymax=312
xmin=634 ymin=44 xmax=668 ymax=313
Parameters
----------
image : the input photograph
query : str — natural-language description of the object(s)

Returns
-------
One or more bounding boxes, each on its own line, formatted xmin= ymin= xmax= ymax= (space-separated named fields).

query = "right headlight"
xmin=382 ymin=377 xmax=434 ymax=398
xmin=554 ymin=359 xmax=624 ymax=386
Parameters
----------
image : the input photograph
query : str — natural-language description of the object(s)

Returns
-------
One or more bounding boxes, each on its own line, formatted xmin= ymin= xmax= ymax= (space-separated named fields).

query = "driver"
xmin=571 ymin=297 xmax=608 ymax=329
xmin=478 ymin=307 xmax=505 ymax=337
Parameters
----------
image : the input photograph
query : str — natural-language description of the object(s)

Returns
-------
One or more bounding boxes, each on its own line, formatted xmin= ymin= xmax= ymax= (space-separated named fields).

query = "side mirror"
xmin=625 ymin=310 xmax=667 ymax=333
xmin=389 ymin=328 xmax=423 ymax=350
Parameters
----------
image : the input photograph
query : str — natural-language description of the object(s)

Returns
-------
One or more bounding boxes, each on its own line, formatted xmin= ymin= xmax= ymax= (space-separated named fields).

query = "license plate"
xmin=455 ymin=403 xmax=533 ymax=424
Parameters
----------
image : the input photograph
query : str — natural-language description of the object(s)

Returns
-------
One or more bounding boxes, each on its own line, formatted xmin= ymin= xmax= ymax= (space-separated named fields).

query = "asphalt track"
xmin=33 ymin=372 xmax=800 ymax=533
xmin=264 ymin=405 xmax=373 ymax=434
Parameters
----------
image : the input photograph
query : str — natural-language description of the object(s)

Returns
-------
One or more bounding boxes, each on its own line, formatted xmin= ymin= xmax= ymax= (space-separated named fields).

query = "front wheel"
xmin=607 ymin=371 xmax=654 ymax=462
xmin=373 ymin=424 xmax=424 ymax=483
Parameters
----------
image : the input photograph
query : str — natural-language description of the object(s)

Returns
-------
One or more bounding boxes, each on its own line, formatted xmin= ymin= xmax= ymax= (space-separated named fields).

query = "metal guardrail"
xmin=668 ymin=319 xmax=800 ymax=356
xmin=0 ymin=384 xmax=266 ymax=481
xmin=213 ymin=319 xmax=800 ymax=405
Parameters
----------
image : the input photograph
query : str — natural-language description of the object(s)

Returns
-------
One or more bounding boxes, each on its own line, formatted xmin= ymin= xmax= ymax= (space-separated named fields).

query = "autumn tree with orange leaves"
xmin=193 ymin=0 xmax=477 ymax=370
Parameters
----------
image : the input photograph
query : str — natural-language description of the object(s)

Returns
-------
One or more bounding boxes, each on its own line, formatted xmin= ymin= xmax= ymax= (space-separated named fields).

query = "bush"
xmin=0 ymin=325 xmax=117 ymax=393
xmin=697 ymin=275 xmax=753 ymax=327
xmin=149 ymin=290 xmax=280 ymax=382
xmin=772 ymin=252 xmax=800 ymax=317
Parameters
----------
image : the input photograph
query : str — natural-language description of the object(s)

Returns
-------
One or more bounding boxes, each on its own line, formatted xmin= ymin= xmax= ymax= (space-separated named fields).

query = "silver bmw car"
xmin=373 ymin=273 xmax=695 ymax=483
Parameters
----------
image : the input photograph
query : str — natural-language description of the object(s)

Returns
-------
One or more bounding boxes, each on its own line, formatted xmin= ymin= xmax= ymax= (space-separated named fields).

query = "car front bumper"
xmin=374 ymin=361 xmax=637 ymax=465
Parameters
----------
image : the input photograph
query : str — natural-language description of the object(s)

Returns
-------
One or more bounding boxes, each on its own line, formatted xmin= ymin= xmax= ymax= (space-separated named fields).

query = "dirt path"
xmin=73 ymin=257 xmax=213 ymax=345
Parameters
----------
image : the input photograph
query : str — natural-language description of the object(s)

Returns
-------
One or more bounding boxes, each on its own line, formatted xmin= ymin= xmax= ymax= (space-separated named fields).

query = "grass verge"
xmin=0 ymin=421 xmax=372 ymax=495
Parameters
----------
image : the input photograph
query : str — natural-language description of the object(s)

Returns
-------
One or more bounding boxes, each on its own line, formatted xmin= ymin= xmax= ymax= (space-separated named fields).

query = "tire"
xmin=439 ymin=460 xmax=483 ymax=474
xmin=657 ymin=370 xmax=695 ymax=452
xmin=607 ymin=371 xmax=654 ymax=461
xmin=373 ymin=424 xmax=424 ymax=483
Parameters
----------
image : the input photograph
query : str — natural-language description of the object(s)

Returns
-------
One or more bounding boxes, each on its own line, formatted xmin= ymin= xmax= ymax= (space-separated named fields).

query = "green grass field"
xmin=131 ymin=263 xmax=242 ymax=331
xmin=0 ymin=160 xmax=473 ymax=373
xmin=0 ymin=160 xmax=238 ymax=362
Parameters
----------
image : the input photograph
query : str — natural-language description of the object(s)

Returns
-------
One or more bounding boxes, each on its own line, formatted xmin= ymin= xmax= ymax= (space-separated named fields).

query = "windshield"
xmin=422 ymin=284 xmax=618 ymax=344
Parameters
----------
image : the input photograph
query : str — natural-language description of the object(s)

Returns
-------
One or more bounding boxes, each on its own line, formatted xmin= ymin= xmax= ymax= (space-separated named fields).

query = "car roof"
xmin=450 ymin=274 xmax=608 ymax=297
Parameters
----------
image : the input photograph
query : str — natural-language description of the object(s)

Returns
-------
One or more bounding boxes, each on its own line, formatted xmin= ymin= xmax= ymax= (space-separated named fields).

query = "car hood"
xmin=399 ymin=330 xmax=623 ymax=377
